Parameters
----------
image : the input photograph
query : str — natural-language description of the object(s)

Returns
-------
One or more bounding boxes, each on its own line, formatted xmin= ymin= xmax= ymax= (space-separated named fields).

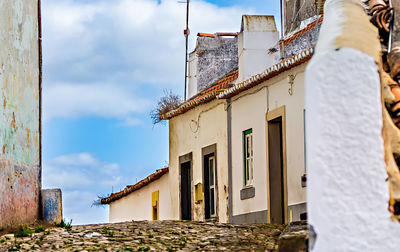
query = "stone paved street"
xmin=0 ymin=221 xmax=287 ymax=251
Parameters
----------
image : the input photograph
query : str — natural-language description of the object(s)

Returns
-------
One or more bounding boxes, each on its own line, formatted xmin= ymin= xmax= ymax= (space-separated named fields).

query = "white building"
xmin=216 ymin=15 xmax=320 ymax=224
xmin=102 ymin=168 xmax=172 ymax=222
xmin=102 ymin=13 xmax=321 ymax=225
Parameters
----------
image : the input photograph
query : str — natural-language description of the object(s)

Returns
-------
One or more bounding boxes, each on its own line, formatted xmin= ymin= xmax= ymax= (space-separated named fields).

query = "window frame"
xmin=243 ymin=128 xmax=254 ymax=187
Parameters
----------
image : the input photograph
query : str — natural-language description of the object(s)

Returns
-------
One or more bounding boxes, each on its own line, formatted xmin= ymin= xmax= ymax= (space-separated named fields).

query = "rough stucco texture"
xmin=41 ymin=189 xmax=62 ymax=224
xmin=284 ymin=24 xmax=321 ymax=59
xmin=306 ymin=48 xmax=400 ymax=251
xmin=0 ymin=0 xmax=40 ymax=228
xmin=196 ymin=36 xmax=238 ymax=92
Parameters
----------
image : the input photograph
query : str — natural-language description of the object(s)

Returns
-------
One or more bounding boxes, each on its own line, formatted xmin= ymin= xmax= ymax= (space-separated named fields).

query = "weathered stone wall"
xmin=0 ymin=0 xmax=41 ymax=228
xmin=284 ymin=24 xmax=321 ymax=59
xmin=196 ymin=36 xmax=238 ymax=91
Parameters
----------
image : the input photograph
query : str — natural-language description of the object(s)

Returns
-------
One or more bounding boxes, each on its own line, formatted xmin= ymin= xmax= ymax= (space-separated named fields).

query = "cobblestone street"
xmin=0 ymin=221 xmax=291 ymax=251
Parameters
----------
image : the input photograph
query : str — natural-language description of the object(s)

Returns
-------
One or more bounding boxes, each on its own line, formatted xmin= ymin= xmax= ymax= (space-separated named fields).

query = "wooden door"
xmin=181 ymin=161 xmax=192 ymax=220
xmin=268 ymin=117 xmax=284 ymax=224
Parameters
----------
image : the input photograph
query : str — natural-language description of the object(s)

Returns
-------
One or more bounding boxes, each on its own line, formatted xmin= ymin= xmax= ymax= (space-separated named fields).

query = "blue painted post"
xmin=41 ymin=189 xmax=62 ymax=223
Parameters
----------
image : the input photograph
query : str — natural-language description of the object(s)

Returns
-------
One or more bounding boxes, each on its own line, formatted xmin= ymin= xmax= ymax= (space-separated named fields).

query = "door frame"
xmin=265 ymin=106 xmax=288 ymax=224
xmin=202 ymin=144 xmax=218 ymax=221
xmin=179 ymin=152 xmax=193 ymax=220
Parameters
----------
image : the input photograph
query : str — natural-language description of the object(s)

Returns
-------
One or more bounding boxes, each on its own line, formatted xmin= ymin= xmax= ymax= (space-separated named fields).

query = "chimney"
xmin=238 ymin=15 xmax=279 ymax=82
xmin=187 ymin=33 xmax=238 ymax=99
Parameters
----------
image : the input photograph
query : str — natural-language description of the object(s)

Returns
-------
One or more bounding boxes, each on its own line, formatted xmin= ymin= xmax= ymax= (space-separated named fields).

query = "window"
xmin=243 ymin=129 xmax=254 ymax=186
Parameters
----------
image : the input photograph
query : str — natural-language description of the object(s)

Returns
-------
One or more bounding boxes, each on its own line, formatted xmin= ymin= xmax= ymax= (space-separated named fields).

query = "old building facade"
xmin=0 ymin=0 xmax=42 ymax=228
xmin=102 ymin=1 xmax=322 ymax=225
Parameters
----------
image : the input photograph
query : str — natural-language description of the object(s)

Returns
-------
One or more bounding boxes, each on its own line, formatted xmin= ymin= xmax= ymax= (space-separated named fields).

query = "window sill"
xmin=240 ymin=186 xmax=255 ymax=200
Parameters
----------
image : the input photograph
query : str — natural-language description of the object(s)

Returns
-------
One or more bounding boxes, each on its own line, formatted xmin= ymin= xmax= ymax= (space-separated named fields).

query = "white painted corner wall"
xmin=306 ymin=0 xmax=400 ymax=250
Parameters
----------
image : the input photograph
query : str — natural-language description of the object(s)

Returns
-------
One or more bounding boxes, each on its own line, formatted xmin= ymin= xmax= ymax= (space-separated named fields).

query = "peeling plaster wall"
xmin=195 ymin=36 xmax=238 ymax=92
xmin=306 ymin=0 xmax=400 ymax=250
xmin=0 ymin=0 xmax=41 ymax=228
xmin=169 ymin=100 xmax=229 ymax=223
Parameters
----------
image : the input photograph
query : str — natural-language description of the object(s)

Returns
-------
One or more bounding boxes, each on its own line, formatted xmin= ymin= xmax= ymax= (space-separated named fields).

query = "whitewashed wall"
xmin=231 ymin=63 xmax=307 ymax=220
xmin=169 ymin=100 xmax=229 ymax=223
xmin=109 ymin=174 xmax=172 ymax=223
xmin=306 ymin=0 xmax=400 ymax=250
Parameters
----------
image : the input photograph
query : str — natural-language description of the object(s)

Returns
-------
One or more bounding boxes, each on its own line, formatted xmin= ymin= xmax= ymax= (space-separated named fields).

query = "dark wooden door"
xmin=181 ymin=161 xmax=192 ymax=220
xmin=268 ymin=117 xmax=284 ymax=224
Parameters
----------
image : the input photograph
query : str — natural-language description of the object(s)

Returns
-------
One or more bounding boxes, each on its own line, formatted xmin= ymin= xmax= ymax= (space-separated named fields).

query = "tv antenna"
xmin=178 ymin=0 xmax=190 ymax=101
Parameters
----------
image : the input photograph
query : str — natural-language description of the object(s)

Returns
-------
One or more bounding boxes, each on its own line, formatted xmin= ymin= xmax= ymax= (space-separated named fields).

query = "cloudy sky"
xmin=41 ymin=0 xmax=280 ymax=224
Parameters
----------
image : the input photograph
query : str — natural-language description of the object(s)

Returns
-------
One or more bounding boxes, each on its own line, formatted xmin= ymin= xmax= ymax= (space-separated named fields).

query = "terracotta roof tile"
xmin=283 ymin=16 xmax=323 ymax=46
xmin=215 ymin=32 xmax=238 ymax=36
xmin=101 ymin=168 xmax=169 ymax=204
xmin=217 ymin=48 xmax=314 ymax=99
xmin=197 ymin=33 xmax=216 ymax=38
xmin=160 ymin=69 xmax=238 ymax=120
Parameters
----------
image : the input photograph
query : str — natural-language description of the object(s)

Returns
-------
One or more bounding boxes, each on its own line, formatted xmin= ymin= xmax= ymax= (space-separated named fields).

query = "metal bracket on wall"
xmin=288 ymin=74 xmax=296 ymax=96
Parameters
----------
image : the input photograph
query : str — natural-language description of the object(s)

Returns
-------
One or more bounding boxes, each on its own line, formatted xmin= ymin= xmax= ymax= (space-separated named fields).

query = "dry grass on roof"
xmin=151 ymin=90 xmax=182 ymax=125
xmin=159 ymin=69 xmax=238 ymax=120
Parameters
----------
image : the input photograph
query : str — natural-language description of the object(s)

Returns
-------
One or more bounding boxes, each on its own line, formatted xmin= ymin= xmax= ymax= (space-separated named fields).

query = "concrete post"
xmin=41 ymin=189 xmax=63 ymax=224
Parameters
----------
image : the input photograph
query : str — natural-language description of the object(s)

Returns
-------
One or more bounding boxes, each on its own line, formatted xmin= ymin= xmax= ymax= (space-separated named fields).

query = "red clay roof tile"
xmin=215 ymin=32 xmax=238 ymax=36
xmin=284 ymin=16 xmax=323 ymax=46
xmin=101 ymin=168 xmax=169 ymax=204
xmin=217 ymin=48 xmax=314 ymax=99
xmin=160 ymin=69 xmax=238 ymax=120
xmin=197 ymin=33 xmax=216 ymax=38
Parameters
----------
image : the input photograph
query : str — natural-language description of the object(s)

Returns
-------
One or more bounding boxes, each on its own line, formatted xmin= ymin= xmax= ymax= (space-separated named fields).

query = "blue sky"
xmin=41 ymin=0 xmax=280 ymax=224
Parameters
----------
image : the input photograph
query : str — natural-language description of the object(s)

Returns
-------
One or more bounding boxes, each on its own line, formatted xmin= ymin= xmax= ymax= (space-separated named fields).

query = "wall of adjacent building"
xmin=306 ymin=0 xmax=400 ymax=250
xmin=230 ymin=63 xmax=307 ymax=223
xmin=285 ymin=0 xmax=316 ymax=34
xmin=0 ymin=0 xmax=41 ymax=228
xmin=109 ymin=174 xmax=172 ymax=223
xmin=169 ymin=99 xmax=229 ymax=223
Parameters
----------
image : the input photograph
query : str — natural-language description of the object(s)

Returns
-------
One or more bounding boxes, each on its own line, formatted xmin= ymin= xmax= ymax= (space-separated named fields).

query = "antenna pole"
xmin=184 ymin=0 xmax=189 ymax=101
xmin=280 ymin=0 xmax=285 ymax=60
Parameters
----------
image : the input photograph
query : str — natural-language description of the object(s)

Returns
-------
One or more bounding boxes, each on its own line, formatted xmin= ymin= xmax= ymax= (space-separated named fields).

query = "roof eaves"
xmin=283 ymin=15 xmax=323 ymax=46
xmin=101 ymin=168 xmax=169 ymax=204
xmin=160 ymin=69 xmax=238 ymax=120
xmin=215 ymin=32 xmax=238 ymax=36
xmin=197 ymin=33 xmax=216 ymax=38
xmin=217 ymin=48 xmax=314 ymax=99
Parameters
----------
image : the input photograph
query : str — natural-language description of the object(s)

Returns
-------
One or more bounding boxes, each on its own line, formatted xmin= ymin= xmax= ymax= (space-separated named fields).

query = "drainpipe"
xmin=227 ymin=98 xmax=233 ymax=223
xmin=280 ymin=0 xmax=285 ymax=60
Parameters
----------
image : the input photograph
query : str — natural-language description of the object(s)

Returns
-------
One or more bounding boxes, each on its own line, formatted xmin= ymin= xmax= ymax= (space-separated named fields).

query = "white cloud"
xmin=62 ymin=190 xmax=109 ymax=225
xmin=44 ymin=152 xmax=123 ymax=189
xmin=42 ymin=153 xmax=127 ymax=224
xmin=43 ymin=83 xmax=151 ymax=121
xmin=118 ymin=116 xmax=144 ymax=127
xmin=42 ymin=0 xmax=253 ymax=122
